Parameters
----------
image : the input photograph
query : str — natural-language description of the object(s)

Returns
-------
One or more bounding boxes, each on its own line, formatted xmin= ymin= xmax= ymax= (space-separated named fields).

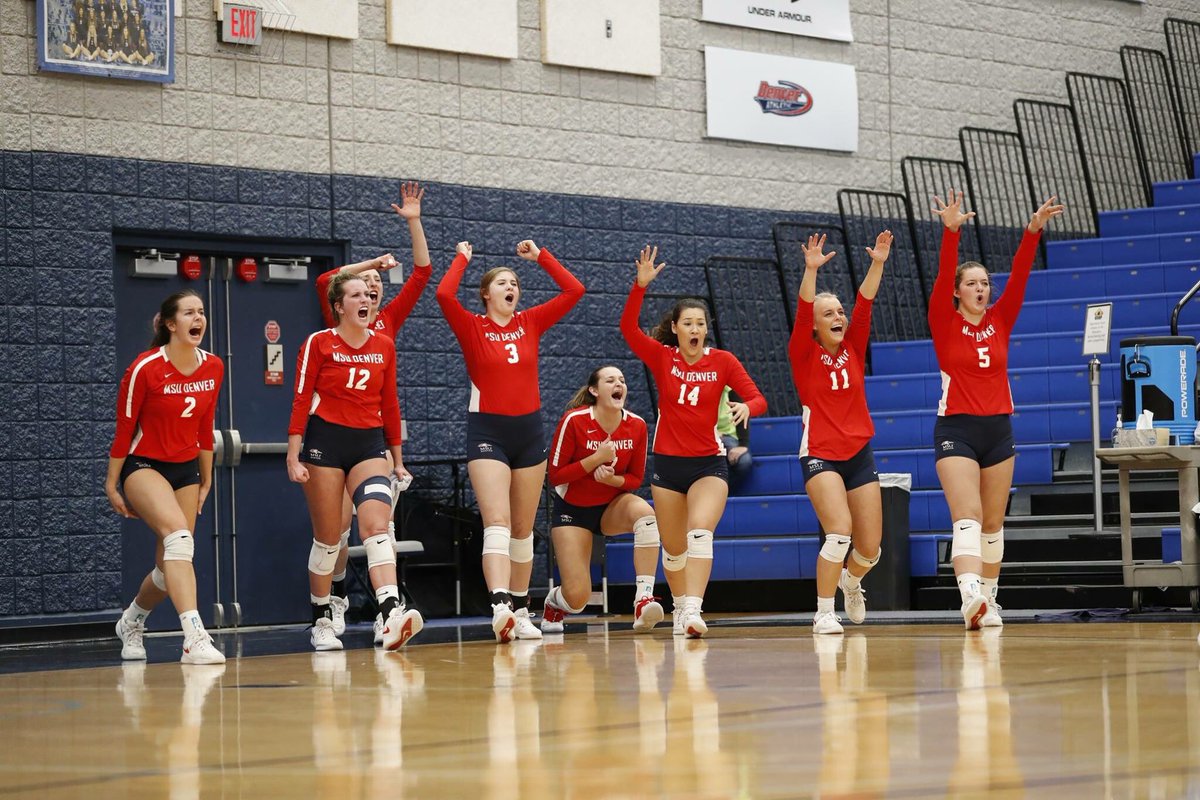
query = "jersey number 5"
xmin=345 ymin=368 xmax=370 ymax=390
xmin=977 ymin=347 xmax=990 ymax=368
xmin=677 ymin=384 xmax=700 ymax=406
xmin=505 ymin=343 xmax=520 ymax=364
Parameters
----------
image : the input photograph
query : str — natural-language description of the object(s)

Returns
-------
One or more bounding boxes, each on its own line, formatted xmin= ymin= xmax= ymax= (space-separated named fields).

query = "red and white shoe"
xmin=961 ymin=594 xmax=988 ymax=631
xmin=381 ymin=606 xmax=423 ymax=650
xmin=632 ymin=596 xmax=664 ymax=633
xmin=541 ymin=601 xmax=566 ymax=634
xmin=492 ymin=603 xmax=516 ymax=643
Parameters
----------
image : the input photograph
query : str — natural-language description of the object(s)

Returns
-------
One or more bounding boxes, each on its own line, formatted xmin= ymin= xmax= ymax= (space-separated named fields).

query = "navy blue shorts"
xmin=801 ymin=443 xmax=879 ymax=491
xmin=300 ymin=416 xmax=388 ymax=472
xmin=551 ymin=494 xmax=608 ymax=536
xmin=933 ymin=414 xmax=1015 ymax=469
xmin=466 ymin=411 xmax=547 ymax=469
xmin=120 ymin=455 xmax=200 ymax=492
xmin=651 ymin=454 xmax=729 ymax=494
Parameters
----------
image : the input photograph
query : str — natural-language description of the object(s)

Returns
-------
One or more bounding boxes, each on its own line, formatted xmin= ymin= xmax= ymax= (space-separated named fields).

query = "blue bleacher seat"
xmin=1155 ymin=180 xmax=1200 ymax=207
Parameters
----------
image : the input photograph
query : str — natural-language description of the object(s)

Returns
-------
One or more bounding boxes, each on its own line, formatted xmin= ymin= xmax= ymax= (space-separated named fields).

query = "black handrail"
xmin=1170 ymin=278 xmax=1200 ymax=336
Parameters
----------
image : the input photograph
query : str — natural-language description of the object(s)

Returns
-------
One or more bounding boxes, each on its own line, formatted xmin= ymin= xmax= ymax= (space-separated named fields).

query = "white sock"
xmin=816 ymin=596 xmax=835 ymax=614
xmin=981 ymin=577 xmax=999 ymax=602
xmin=375 ymin=585 xmax=400 ymax=605
xmin=635 ymin=575 xmax=655 ymax=600
xmin=957 ymin=572 xmax=982 ymax=602
xmin=124 ymin=600 xmax=151 ymax=625
xmin=179 ymin=610 xmax=205 ymax=639
xmin=673 ymin=594 xmax=687 ymax=611
xmin=841 ymin=569 xmax=862 ymax=591
xmin=310 ymin=593 xmax=330 ymax=606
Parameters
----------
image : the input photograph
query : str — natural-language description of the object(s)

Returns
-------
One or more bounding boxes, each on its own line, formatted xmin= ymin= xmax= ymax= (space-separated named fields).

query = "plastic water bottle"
xmin=1111 ymin=411 xmax=1122 ymax=447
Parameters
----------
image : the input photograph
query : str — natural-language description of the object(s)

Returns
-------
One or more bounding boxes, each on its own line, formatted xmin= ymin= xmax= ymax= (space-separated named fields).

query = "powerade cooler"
xmin=1120 ymin=336 xmax=1197 ymax=444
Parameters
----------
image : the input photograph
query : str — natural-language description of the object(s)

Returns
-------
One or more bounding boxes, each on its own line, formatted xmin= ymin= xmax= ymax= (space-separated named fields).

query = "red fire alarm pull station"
xmin=179 ymin=254 xmax=203 ymax=280
xmin=236 ymin=257 xmax=258 ymax=283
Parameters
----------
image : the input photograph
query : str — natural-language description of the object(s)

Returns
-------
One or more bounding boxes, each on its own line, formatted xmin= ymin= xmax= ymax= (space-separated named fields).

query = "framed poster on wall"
xmin=705 ymin=46 xmax=858 ymax=151
xmin=388 ymin=0 xmax=517 ymax=58
xmin=701 ymin=0 xmax=853 ymax=42
xmin=37 ymin=0 xmax=174 ymax=83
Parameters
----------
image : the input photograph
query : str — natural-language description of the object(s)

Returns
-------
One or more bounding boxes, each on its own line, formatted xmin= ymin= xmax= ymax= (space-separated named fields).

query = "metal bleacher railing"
xmin=1166 ymin=18 xmax=1200 ymax=169
xmin=701 ymin=257 xmax=801 ymax=417
xmin=757 ymin=16 xmax=1200 ymax=347
xmin=771 ymin=221 xmax=851 ymax=320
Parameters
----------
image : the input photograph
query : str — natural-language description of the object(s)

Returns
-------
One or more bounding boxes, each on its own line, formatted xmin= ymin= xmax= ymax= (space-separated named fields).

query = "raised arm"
xmin=789 ymin=234 xmax=832 ymax=365
xmin=380 ymin=181 xmax=434 ymax=331
xmin=929 ymin=189 xmax=975 ymax=330
xmin=620 ymin=245 xmax=667 ymax=366
xmin=846 ymin=230 xmax=892 ymax=357
xmin=435 ymin=243 xmax=475 ymax=331
xmin=517 ymin=240 xmax=585 ymax=333
xmin=316 ymin=254 xmax=396 ymax=328
xmin=992 ymin=196 xmax=1064 ymax=326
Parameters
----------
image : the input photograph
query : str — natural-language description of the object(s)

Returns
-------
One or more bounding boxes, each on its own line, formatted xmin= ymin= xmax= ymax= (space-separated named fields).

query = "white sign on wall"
xmin=542 ymin=0 xmax=661 ymax=77
xmin=388 ymin=0 xmax=518 ymax=58
xmin=701 ymin=0 xmax=853 ymax=42
xmin=704 ymin=46 xmax=858 ymax=152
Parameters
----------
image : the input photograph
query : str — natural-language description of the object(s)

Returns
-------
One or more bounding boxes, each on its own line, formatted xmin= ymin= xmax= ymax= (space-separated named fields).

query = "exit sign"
xmin=221 ymin=2 xmax=263 ymax=45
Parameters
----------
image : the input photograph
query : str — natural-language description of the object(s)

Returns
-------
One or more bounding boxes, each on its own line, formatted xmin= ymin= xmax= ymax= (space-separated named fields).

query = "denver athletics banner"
xmin=705 ymin=46 xmax=858 ymax=152
xmin=701 ymin=0 xmax=853 ymax=42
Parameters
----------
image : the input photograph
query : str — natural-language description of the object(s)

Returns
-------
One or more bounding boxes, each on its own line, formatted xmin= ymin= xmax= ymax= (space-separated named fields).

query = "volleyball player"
xmin=109 ymin=289 xmax=226 ymax=664
xmin=621 ymin=245 xmax=766 ymax=638
xmin=542 ymin=365 xmax=663 ymax=633
xmin=930 ymin=190 xmax=1064 ymax=629
xmin=287 ymin=273 xmax=424 ymax=652
xmin=789 ymin=231 xmax=893 ymax=634
xmin=437 ymin=238 xmax=585 ymax=642
xmin=313 ymin=181 xmax=431 ymax=641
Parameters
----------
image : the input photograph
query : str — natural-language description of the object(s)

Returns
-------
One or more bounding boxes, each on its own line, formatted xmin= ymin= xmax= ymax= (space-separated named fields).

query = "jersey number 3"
xmin=504 ymin=343 xmax=520 ymax=364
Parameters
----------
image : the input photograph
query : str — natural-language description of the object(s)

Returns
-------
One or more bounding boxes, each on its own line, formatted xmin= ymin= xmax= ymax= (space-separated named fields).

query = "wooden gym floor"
xmin=2 ymin=615 xmax=1200 ymax=798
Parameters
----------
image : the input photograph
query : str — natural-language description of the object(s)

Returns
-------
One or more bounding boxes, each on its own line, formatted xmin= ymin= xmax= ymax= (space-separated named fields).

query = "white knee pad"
xmin=686 ymin=529 xmax=714 ymax=560
xmin=509 ymin=535 xmax=534 ymax=564
xmin=364 ymin=533 xmax=395 ymax=569
xmin=662 ymin=547 xmax=687 ymax=572
xmin=951 ymin=519 xmax=983 ymax=560
xmin=633 ymin=516 xmax=659 ymax=548
xmin=981 ymin=528 xmax=1004 ymax=564
xmin=819 ymin=534 xmax=851 ymax=564
xmin=851 ymin=547 xmax=880 ymax=568
xmin=482 ymin=525 xmax=511 ymax=557
xmin=150 ymin=566 xmax=167 ymax=591
xmin=308 ymin=538 xmax=340 ymax=575
xmin=339 ymin=527 xmax=351 ymax=549
xmin=162 ymin=530 xmax=194 ymax=562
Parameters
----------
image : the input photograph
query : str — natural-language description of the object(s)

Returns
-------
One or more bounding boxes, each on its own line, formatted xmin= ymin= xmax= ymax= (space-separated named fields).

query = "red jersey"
xmin=548 ymin=407 xmax=648 ymax=506
xmin=111 ymin=347 xmax=224 ymax=462
xmin=288 ymin=328 xmax=402 ymax=445
xmin=789 ymin=293 xmax=875 ymax=460
xmin=929 ymin=228 xmax=1040 ymax=416
xmin=315 ymin=263 xmax=432 ymax=338
xmin=621 ymin=284 xmax=767 ymax=456
xmin=436 ymin=248 xmax=584 ymax=415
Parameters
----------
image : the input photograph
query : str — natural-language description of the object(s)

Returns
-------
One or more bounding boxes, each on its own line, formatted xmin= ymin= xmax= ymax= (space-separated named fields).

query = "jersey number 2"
xmin=181 ymin=397 xmax=196 ymax=418
xmin=677 ymin=384 xmax=700 ymax=406
xmin=345 ymin=368 xmax=370 ymax=390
